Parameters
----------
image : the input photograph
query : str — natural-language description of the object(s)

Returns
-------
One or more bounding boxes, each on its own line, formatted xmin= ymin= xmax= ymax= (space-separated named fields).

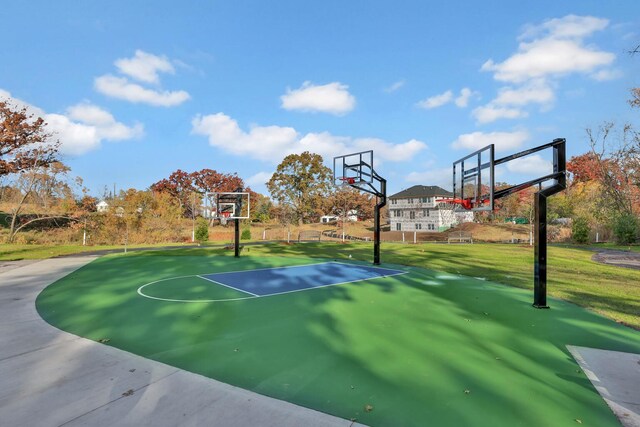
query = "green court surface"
xmin=36 ymin=251 xmax=640 ymax=426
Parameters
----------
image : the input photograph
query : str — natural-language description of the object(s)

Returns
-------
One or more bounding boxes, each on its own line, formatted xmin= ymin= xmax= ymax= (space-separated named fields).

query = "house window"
xmin=409 ymin=211 xmax=416 ymax=219
xmin=393 ymin=210 xmax=402 ymax=217
xmin=427 ymin=224 xmax=435 ymax=230
xmin=391 ymin=199 xmax=397 ymax=205
xmin=427 ymin=197 xmax=433 ymax=203
xmin=416 ymin=223 xmax=422 ymax=230
xmin=396 ymin=223 xmax=401 ymax=231
xmin=423 ymin=209 xmax=429 ymax=217
xmin=408 ymin=198 xmax=414 ymax=204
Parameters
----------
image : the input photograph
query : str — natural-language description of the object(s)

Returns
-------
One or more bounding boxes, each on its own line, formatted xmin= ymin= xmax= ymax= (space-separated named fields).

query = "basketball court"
xmin=34 ymin=249 xmax=640 ymax=427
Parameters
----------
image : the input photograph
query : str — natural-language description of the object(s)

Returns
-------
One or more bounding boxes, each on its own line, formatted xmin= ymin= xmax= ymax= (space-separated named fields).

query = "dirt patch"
xmin=592 ymin=250 xmax=640 ymax=271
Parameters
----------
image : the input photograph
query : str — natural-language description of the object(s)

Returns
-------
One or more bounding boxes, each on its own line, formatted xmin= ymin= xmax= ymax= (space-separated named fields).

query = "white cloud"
xmin=454 ymin=88 xmax=474 ymax=107
xmin=474 ymin=15 xmax=615 ymax=124
xmin=493 ymin=81 xmax=555 ymax=107
xmin=66 ymin=103 xmax=144 ymax=141
xmin=519 ymin=15 xmax=609 ymax=41
xmin=482 ymin=38 xmax=614 ymax=83
xmin=95 ymin=50 xmax=190 ymax=107
xmin=0 ymin=90 xmax=142 ymax=156
xmin=504 ymin=154 xmax=552 ymax=175
xmin=472 ymin=105 xmax=528 ymax=124
xmin=384 ymin=80 xmax=406 ymax=93
xmin=405 ymin=167 xmax=453 ymax=190
xmin=482 ymin=15 xmax=614 ymax=84
xmin=246 ymin=171 xmax=273 ymax=187
xmin=192 ymin=112 xmax=427 ymax=164
xmin=115 ymin=50 xmax=174 ymax=84
xmin=451 ymin=131 xmax=530 ymax=152
xmin=280 ymin=81 xmax=356 ymax=115
xmin=590 ymin=69 xmax=623 ymax=81
xmin=95 ymin=75 xmax=190 ymax=107
xmin=416 ymin=90 xmax=453 ymax=109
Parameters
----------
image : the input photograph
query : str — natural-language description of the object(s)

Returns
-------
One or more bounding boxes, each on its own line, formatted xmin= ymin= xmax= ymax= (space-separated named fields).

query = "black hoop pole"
xmin=234 ymin=218 xmax=240 ymax=258
xmin=234 ymin=187 xmax=243 ymax=258
xmin=335 ymin=152 xmax=387 ymax=266
xmin=532 ymin=139 xmax=566 ymax=308
xmin=373 ymin=177 xmax=387 ymax=265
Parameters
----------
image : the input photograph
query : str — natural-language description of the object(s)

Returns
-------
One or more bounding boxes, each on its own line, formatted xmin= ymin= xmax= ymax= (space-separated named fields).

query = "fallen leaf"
xmin=98 ymin=338 xmax=110 ymax=343
xmin=122 ymin=389 xmax=134 ymax=397
xmin=464 ymin=389 xmax=471 ymax=394
xmin=364 ymin=404 xmax=374 ymax=412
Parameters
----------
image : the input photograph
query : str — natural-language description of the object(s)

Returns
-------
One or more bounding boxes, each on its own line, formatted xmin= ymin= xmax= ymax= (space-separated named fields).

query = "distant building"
xmin=320 ymin=210 xmax=358 ymax=224
xmin=388 ymin=185 xmax=473 ymax=232
xmin=320 ymin=215 xmax=338 ymax=223
xmin=96 ymin=201 xmax=109 ymax=213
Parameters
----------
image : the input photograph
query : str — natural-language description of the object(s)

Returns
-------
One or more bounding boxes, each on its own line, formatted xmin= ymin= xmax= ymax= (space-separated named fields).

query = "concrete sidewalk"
xmin=0 ymin=257 xmax=362 ymax=427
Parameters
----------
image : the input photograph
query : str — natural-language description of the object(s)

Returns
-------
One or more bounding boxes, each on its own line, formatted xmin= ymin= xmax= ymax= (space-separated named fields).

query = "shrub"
xmin=612 ymin=213 xmax=639 ymax=245
xmin=241 ymin=228 xmax=251 ymax=240
xmin=194 ymin=218 xmax=209 ymax=243
xmin=571 ymin=217 xmax=590 ymax=244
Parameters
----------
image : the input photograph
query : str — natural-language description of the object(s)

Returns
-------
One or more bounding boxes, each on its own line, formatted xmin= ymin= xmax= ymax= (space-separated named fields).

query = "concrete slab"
xmin=0 ymin=256 xmax=364 ymax=427
xmin=568 ymin=345 xmax=640 ymax=427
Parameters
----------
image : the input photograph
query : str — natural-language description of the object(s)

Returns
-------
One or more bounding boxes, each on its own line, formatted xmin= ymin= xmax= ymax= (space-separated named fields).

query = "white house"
xmin=388 ymin=185 xmax=473 ymax=232
xmin=96 ymin=200 xmax=109 ymax=213
xmin=320 ymin=215 xmax=338 ymax=223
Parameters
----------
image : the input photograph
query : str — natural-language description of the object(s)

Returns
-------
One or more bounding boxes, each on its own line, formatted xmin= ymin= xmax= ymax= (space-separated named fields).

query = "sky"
xmin=1 ymin=1 xmax=639 ymax=198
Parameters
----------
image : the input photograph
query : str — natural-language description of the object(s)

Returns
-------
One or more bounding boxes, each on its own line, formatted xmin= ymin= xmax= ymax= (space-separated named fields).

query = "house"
xmin=320 ymin=215 xmax=338 ymax=223
xmin=320 ymin=210 xmax=358 ymax=224
xmin=388 ymin=185 xmax=473 ymax=232
xmin=96 ymin=200 xmax=109 ymax=213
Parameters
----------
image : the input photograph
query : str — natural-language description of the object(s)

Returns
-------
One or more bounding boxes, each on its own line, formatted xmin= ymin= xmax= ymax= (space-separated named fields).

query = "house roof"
xmin=389 ymin=185 xmax=453 ymax=199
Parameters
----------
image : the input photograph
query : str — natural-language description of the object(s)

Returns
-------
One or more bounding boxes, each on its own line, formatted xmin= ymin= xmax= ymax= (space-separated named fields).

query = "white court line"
xmin=137 ymin=262 xmax=408 ymax=303
xmin=197 ymin=275 xmax=259 ymax=297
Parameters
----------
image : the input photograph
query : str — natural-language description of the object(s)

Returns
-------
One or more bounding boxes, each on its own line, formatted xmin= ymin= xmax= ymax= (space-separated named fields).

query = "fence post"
xmin=414 ymin=231 xmax=417 ymax=244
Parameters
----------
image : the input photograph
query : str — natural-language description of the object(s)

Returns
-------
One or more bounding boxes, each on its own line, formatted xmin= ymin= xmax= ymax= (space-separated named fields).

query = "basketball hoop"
xmin=339 ymin=176 xmax=357 ymax=185
xmin=435 ymin=198 xmax=475 ymax=210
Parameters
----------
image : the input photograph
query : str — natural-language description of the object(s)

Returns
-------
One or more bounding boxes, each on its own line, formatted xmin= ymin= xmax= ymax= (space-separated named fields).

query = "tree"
xmin=586 ymin=122 xmax=640 ymax=217
xmin=1 ymin=101 xmax=59 ymax=178
xmin=194 ymin=218 xmax=209 ymax=243
xmin=251 ymin=193 xmax=272 ymax=223
xmin=267 ymin=152 xmax=333 ymax=224
xmin=150 ymin=168 xmax=252 ymax=218
xmin=572 ymin=217 xmax=590 ymax=244
xmin=150 ymin=169 xmax=194 ymax=217
xmin=323 ymin=186 xmax=375 ymax=221
xmin=613 ymin=213 xmax=639 ymax=245
xmin=5 ymin=161 xmax=79 ymax=242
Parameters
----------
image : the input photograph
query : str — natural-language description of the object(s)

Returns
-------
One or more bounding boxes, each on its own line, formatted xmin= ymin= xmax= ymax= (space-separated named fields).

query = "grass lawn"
xmin=5 ymin=240 xmax=640 ymax=329
xmin=246 ymin=242 xmax=640 ymax=330
xmin=36 ymin=248 xmax=640 ymax=426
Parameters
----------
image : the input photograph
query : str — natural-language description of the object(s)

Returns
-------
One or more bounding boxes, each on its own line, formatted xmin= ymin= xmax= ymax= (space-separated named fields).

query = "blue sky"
xmin=1 ymin=1 xmax=639 ymax=197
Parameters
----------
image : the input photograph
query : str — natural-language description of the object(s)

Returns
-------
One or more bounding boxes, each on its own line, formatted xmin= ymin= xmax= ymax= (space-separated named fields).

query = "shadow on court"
xmin=34 ymin=246 xmax=640 ymax=427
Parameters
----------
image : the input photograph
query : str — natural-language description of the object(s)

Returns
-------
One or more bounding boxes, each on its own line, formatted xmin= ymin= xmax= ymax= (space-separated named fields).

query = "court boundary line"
xmin=137 ymin=262 xmax=408 ymax=303
xmin=197 ymin=275 xmax=259 ymax=297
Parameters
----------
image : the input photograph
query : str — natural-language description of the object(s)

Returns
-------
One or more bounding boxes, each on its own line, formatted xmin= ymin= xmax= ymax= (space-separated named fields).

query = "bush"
xmin=241 ymin=228 xmax=251 ymax=240
xmin=571 ymin=217 xmax=590 ymax=244
xmin=194 ymin=218 xmax=209 ymax=243
xmin=612 ymin=213 xmax=639 ymax=245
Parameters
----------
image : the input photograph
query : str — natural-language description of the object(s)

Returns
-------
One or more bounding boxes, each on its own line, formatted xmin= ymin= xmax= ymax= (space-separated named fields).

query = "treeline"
xmin=2 ymin=91 xmax=639 ymax=245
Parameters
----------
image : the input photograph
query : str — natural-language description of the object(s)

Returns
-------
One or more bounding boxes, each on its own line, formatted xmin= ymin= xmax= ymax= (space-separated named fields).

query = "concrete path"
xmin=0 ymin=257 xmax=362 ymax=427
xmin=568 ymin=345 xmax=640 ymax=427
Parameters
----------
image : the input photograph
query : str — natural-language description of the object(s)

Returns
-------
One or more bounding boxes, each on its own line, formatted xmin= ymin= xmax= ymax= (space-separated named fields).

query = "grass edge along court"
xmin=35 ymin=246 xmax=640 ymax=426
